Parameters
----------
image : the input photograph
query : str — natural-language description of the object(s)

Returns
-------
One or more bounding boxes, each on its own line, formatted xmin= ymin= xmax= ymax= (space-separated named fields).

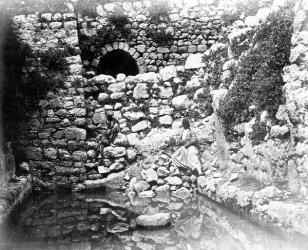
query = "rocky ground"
xmin=113 ymin=114 xmax=308 ymax=237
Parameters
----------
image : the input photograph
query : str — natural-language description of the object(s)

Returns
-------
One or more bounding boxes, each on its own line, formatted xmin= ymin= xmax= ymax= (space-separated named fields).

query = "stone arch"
xmin=98 ymin=42 xmax=146 ymax=76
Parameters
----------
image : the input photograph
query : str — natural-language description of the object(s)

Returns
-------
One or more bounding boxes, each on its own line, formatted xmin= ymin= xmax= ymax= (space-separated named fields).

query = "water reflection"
xmin=1 ymin=190 xmax=308 ymax=250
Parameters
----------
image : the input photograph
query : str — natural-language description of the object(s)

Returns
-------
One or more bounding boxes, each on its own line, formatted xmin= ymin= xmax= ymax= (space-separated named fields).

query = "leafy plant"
xmin=97 ymin=7 xmax=131 ymax=45
xmin=37 ymin=47 xmax=68 ymax=71
xmin=146 ymin=29 xmax=173 ymax=46
xmin=249 ymin=120 xmax=268 ymax=143
xmin=146 ymin=0 xmax=173 ymax=46
xmin=107 ymin=6 xmax=131 ymax=38
xmin=219 ymin=6 xmax=294 ymax=140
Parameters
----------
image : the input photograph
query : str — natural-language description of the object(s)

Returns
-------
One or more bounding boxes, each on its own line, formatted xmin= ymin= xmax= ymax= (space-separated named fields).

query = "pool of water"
xmin=1 ymin=190 xmax=308 ymax=250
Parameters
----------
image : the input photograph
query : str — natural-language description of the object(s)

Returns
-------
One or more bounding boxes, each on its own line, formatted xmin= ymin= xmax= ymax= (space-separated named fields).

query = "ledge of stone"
xmin=197 ymin=173 xmax=308 ymax=236
xmin=0 ymin=176 xmax=32 ymax=224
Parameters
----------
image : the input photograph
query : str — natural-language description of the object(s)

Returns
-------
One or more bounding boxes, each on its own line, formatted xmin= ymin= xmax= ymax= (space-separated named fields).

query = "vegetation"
xmin=148 ymin=0 xmax=171 ymax=25
xmin=97 ymin=6 xmax=131 ymax=44
xmin=146 ymin=0 xmax=173 ymax=46
xmin=37 ymin=47 xmax=68 ymax=71
xmin=221 ymin=0 xmax=274 ymax=26
xmin=219 ymin=6 xmax=294 ymax=140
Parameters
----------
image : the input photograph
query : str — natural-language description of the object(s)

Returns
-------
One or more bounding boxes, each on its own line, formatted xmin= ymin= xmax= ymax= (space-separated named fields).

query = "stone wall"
xmin=7 ymin=0 xmax=218 ymax=190
xmin=78 ymin=0 xmax=223 ymax=73
xmin=20 ymin=66 xmax=210 ymax=191
xmin=11 ymin=12 xmax=85 ymax=190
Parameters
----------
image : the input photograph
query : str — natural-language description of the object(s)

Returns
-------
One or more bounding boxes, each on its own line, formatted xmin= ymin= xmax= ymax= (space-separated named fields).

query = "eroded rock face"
xmin=136 ymin=213 xmax=171 ymax=228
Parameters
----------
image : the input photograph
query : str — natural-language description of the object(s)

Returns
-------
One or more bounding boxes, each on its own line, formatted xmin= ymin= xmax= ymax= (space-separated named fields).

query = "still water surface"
xmin=1 ymin=190 xmax=308 ymax=250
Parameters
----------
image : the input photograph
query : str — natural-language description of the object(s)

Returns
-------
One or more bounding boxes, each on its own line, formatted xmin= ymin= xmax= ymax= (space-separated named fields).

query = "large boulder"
xmin=136 ymin=213 xmax=171 ymax=228
xmin=172 ymin=95 xmax=190 ymax=109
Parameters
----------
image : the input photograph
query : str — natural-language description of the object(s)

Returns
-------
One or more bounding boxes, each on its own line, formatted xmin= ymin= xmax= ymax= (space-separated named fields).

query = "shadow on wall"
xmin=0 ymin=15 xmax=64 ymax=173
xmin=97 ymin=49 xmax=139 ymax=78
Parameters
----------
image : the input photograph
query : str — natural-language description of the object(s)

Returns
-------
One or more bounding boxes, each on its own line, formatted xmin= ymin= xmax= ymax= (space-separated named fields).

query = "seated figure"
xmin=106 ymin=111 xmax=120 ymax=144
xmin=172 ymin=119 xmax=202 ymax=175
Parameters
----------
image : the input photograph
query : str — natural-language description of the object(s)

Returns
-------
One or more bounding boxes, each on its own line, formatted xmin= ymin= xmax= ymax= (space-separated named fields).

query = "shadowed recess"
xmin=97 ymin=49 xmax=139 ymax=78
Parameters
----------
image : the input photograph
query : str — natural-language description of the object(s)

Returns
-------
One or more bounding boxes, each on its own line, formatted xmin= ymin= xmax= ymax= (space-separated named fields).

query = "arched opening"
xmin=97 ymin=49 xmax=139 ymax=78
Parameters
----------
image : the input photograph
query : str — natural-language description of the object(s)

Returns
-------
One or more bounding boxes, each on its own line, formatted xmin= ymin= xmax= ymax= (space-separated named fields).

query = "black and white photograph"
xmin=0 ymin=0 xmax=308 ymax=249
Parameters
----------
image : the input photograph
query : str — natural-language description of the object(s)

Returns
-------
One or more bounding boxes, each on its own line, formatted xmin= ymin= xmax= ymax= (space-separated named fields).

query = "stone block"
xmin=72 ymin=151 xmax=87 ymax=162
xmin=133 ymin=83 xmax=149 ymax=99
xmin=172 ymin=95 xmax=190 ymax=109
xmin=159 ymin=115 xmax=173 ymax=126
xmin=44 ymin=148 xmax=57 ymax=160
xmin=103 ymin=146 xmax=126 ymax=158
xmin=132 ymin=120 xmax=150 ymax=132
xmin=64 ymin=128 xmax=86 ymax=140
xmin=159 ymin=65 xmax=177 ymax=81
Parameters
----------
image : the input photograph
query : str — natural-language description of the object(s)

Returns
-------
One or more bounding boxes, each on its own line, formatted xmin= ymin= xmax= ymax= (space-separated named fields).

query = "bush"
xmin=146 ymin=29 xmax=173 ymax=46
xmin=202 ymin=43 xmax=228 ymax=89
xmin=146 ymin=0 xmax=173 ymax=46
xmin=37 ymin=47 xmax=68 ymax=71
xmin=219 ymin=6 xmax=294 ymax=140
xmin=148 ymin=0 xmax=171 ymax=24
xmin=107 ymin=7 xmax=131 ymax=37
xmin=97 ymin=7 xmax=131 ymax=44
xmin=250 ymin=121 xmax=268 ymax=143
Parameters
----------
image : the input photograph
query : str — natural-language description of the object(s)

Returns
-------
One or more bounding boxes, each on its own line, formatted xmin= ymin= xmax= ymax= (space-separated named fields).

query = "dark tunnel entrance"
xmin=97 ymin=49 xmax=139 ymax=78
